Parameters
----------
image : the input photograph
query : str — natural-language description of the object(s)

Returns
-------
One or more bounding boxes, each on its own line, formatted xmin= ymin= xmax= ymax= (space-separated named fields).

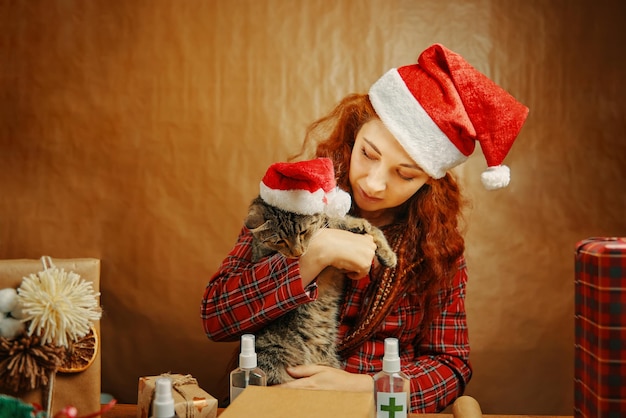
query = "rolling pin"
xmin=451 ymin=395 xmax=483 ymax=418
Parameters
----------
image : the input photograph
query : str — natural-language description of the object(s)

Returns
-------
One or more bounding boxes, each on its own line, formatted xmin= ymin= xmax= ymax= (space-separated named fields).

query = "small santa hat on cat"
xmin=369 ymin=43 xmax=529 ymax=190
xmin=260 ymin=158 xmax=351 ymax=217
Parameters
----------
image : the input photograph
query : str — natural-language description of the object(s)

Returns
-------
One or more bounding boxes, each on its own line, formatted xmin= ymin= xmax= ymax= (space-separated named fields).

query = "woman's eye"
xmin=398 ymin=170 xmax=417 ymax=181
xmin=361 ymin=147 xmax=375 ymax=160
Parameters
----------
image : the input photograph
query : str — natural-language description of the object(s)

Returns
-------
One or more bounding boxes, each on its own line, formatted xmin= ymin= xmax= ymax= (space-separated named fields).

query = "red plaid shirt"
xmin=201 ymin=227 xmax=472 ymax=413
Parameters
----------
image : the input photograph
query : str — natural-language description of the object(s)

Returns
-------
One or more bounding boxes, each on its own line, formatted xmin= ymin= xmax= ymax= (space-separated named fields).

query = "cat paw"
xmin=376 ymin=248 xmax=397 ymax=268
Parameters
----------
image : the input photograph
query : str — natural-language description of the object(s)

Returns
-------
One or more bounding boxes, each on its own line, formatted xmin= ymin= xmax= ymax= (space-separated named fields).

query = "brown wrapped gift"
xmin=138 ymin=374 xmax=218 ymax=418
xmin=0 ymin=257 xmax=101 ymax=416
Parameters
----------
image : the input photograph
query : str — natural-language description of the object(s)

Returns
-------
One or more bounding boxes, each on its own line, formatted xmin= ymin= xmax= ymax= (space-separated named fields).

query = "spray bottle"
xmin=151 ymin=377 xmax=178 ymax=418
xmin=230 ymin=333 xmax=267 ymax=402
xmin=373 ymin=338 xmax=410 ymax=418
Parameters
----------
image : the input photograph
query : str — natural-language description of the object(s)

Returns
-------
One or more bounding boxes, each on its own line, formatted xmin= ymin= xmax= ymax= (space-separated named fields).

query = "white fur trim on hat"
xmin=260 ymin=182 xmax=351 ymax=217
xmin=260 ymin=182 xmax=326 ymax=215
xmin=369 ymin=69 xmax=467 ymax=179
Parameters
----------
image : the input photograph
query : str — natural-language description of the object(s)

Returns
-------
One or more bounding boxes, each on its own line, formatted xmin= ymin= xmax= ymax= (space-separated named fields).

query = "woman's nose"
xmin=365 ymin=167 xmax=387 ymax=193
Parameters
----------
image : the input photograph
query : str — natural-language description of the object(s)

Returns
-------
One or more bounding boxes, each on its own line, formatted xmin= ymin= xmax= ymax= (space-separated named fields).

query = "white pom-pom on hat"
xmin=324 ymin=187 xmax=352 ymax=218
xmin=481 ymin=165 xmax=511 ymax=190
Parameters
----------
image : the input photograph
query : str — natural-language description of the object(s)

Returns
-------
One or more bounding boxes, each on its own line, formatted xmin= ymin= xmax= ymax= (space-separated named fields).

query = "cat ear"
xmin=245 ymin=205 xmax=268 ymax=230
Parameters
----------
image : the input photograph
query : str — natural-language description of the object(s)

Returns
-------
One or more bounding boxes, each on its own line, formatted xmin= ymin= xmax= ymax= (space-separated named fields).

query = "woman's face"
xmin=349 ymin=118 xmax=429 ymax=225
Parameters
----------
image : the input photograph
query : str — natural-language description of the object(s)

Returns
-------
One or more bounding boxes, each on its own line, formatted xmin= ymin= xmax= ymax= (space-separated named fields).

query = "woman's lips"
xmin=357 ymin=186 xmax=382 ymax=203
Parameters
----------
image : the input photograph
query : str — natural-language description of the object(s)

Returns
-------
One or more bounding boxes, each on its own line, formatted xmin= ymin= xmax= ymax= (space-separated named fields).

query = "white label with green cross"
xmin=376 ymin=392 xmax=408 ymax=418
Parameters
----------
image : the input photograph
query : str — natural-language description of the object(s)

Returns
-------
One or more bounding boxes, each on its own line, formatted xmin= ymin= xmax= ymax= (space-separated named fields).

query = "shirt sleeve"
xmin=201 ymin=227 xmax=317 ymax=341
xmin=404 ymin=260 xmax=472 ymax=413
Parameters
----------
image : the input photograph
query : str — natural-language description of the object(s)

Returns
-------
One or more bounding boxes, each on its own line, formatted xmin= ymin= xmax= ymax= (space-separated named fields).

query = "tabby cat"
xmin=244 ymin=196 xmax=397 ymax=384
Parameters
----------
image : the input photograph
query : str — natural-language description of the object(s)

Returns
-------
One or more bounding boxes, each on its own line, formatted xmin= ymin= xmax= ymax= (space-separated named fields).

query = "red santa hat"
xmin=259 ymin=158 xmax=351 ymax=217
xmin=369 ymin=43 xmax=529 ymax=190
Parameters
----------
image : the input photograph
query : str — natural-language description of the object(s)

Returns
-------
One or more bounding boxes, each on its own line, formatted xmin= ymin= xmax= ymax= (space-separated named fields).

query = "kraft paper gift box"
xmin=0 ymin=257 xmax=101 ymax=416
xmin=574 ymin=238 xmax=626 ymax=418
xmin=219 ymin=386 xmax=375 ymax=418
xmin=137 ymin=374 xmax=218 ymax=418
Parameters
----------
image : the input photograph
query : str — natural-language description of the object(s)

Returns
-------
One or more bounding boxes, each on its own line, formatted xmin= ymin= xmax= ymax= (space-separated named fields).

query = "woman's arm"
xmin=202 ymin=226 xmax=380 ymax=341
xmin=403 ymin=262 xmax=472 ymax=413
xmin=201 ymin=227 xmax=316 ymax=341
xmin=272 ymin=261 xmax=471 ymax=414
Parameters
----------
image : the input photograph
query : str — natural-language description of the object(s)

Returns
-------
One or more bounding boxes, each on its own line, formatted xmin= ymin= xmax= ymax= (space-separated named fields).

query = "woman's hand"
xmin=298 ymin=229 xmax=377 ymax=286
xmin=278 ymin=365 xmax=374 ymax=392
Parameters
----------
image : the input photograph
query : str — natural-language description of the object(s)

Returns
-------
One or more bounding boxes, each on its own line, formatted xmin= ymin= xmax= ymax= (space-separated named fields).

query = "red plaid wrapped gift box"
xmin=574 ymin=237 xmax=626 ymax=418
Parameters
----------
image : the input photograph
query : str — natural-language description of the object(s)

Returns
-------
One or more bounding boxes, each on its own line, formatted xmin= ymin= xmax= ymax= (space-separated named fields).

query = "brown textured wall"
xmin=1 ymin=0 xmax=625 ymax=414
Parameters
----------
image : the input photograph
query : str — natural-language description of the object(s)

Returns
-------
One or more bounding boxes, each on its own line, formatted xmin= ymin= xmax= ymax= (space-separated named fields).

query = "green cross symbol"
xmin=380 ymin=397 xmax=404 ymax=418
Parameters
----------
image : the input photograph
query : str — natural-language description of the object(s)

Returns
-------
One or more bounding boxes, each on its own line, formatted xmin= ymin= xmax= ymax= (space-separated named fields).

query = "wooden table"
xmin=102 ymin=403 xmax=573 ymax=417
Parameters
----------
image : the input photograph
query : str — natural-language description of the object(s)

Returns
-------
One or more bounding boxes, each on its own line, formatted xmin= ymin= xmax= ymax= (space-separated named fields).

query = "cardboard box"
xmin=574 ymin=237 xmax=626 ymax=418
xmin=0 ymin=257 xmax=101 ymax=416
xmin=219 ymin=386 xmax=375 ymax=418
xmin=137 ymin=374 xmax=218 ymax=418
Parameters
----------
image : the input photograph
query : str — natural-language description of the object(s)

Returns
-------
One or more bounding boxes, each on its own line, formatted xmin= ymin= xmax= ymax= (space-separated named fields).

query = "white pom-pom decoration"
xmin=0 ymin=288 xmax=18 ymax=313
xmin=481 ymin=165 xmax=511 ymax=190
xmin=18 ymin=266 xmax=102 ymax=347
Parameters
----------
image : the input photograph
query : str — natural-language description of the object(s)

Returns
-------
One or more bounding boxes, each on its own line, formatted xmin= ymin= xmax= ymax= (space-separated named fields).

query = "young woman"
xmin=201 ymin=43 xmax=529 ymax=413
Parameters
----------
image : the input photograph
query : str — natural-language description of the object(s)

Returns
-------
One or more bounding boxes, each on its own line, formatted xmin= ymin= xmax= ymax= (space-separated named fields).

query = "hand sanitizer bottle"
xmin=151 ymin=377 xmax=178 ymax=418
xmin=229 ymin=334 xmax=267 ymax=402
xmin=373 ymin=338 xmax=410 ymax=418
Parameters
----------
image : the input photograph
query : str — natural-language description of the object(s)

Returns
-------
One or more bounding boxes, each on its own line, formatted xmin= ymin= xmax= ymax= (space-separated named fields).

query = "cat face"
xmin=245 ymin=198 xmax=326 ymax=258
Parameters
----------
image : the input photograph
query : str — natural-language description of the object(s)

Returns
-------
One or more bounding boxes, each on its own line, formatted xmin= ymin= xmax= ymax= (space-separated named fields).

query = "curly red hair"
xmin=292 ymin=94 xmax=467 ymax=348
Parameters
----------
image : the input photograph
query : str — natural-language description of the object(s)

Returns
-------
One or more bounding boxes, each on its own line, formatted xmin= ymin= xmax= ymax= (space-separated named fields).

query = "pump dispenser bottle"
xmin=230 ymin=334 xmax=267 ymax=402
xmin=151 ymin=377 xmax=178 ymax=418
xmin=373 ymin=338 xmax=410 ymax=418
